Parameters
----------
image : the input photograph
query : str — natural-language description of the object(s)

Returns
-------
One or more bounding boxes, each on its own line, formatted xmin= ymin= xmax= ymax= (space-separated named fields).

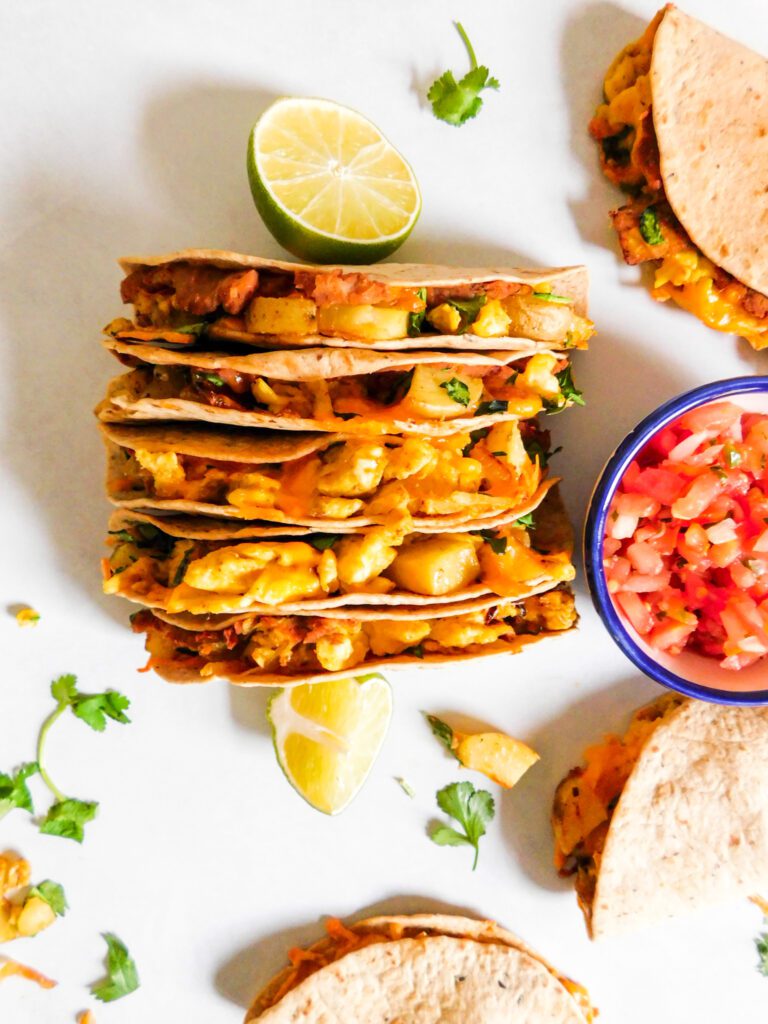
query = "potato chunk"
xmin=455 ymin=733 xmax=539 ymax=788
xmin=388 ymin=535 xmax=480 ymax=595
xmin=396 ymin=366 xmax=482 ymax=420
xmin=245 ymin=296 xmax=318 ymax=335
xmin=317 ymin=304 xmax=410 ymax=340
xmin=15 ymin=897 xmax=56 ymax=938
xmin=503 ymin=295 xmax=576 ymax=342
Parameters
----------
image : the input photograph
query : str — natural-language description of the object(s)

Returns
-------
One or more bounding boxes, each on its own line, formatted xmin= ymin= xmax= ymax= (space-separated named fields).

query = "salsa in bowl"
xmin=585 ymin=378 xmax=768 ymax=704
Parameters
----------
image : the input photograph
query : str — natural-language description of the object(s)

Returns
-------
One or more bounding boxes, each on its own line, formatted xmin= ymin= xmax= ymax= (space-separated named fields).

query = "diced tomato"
xmin=605 ymin=401 xmax=768 ymax=670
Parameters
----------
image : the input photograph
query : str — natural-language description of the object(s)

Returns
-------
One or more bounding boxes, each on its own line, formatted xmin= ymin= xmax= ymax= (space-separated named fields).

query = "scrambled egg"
xmin=121 ymin=431 xmax=543 ymax=527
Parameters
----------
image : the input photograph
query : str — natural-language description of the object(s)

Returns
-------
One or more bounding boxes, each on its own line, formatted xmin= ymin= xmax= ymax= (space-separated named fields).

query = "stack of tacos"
xmin=96 ymin=250 xmax=593 ymax=684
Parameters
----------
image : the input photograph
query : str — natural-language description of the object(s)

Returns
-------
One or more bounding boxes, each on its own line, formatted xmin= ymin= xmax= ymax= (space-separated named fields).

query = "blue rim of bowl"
xmin=584 ymin=376 xmax=768 ymax=706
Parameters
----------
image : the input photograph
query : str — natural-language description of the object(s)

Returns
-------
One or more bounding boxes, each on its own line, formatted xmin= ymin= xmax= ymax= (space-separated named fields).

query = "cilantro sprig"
xmin=429 ymin=781 xmax=495 ymax=870
xmin=428 ymin=23 xmax=499 ymax=127
xmin=91 ymin=932 xmax=140 ymax=1002
xmin=425 ymin=713 xmax=460 ymax=760
xmin=639 ymin=205 xmax=664 ymax=246
xmin=0 ymin=674 xmax=131 ymax=842
xmin=440 ymin=377 xmax=471 ymax=406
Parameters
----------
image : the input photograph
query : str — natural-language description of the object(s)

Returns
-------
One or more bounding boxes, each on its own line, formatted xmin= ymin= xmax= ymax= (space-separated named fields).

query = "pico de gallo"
xmin=604 ymin=400 xmax=768 ymax=670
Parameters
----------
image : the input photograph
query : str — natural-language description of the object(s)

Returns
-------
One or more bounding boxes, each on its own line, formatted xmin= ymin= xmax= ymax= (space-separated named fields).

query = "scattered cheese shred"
xmin=0 ymin=956 xmax=56 ymax=988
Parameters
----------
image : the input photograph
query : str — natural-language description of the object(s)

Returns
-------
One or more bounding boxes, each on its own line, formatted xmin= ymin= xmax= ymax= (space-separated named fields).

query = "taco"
xmin=96 ymin=340 xmax=583 ymax=436
xmin=102 ymin=487 xmax=574 ymax=616
xmin=244 ymin=913 xmax=595 ymax=1022
xmin=552 ymin=694 xmax=768 ymax=938
xmin=130 ymin=584 xmax=577 ymax=684
xmin=109 ymin=249 xmax=593 ymax=351
xmin=100 ymin=419 xmax=558 ymax=532
xmin=591 ymin=6 xmax=768 ymax=349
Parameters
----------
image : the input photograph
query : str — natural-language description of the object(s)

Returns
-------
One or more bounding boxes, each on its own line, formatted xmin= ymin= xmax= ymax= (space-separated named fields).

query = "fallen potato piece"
xmin=426 ymin=715 xmax=540 ymax=788
xmin=0 ymin=853 xmax=59 ymax=942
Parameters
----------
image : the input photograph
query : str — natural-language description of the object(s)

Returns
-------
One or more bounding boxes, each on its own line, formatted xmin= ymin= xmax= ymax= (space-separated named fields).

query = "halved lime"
xmin=247 ymin=98 xmax=421 ymax=263
xmin=267 ymin=673 xmax=392 ymax=814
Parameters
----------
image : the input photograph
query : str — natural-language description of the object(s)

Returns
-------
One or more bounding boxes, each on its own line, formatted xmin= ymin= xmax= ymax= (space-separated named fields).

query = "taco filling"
xmin=107 ymin=422 xmax=554 ymax=525
xmin=552 ymin=693 xmax=684 ymax=924
xmin=131 ymin=588 xmax=577 ymax=679
xmin=112 ymin=260 xmax=593 ymax=347
xmin=102 ymin=504 xmax=575 ymax=614
xmin=590 ymin=8 xmax=768 ymax=349
xmin=103 ymin=349 xmax=582 ymax=429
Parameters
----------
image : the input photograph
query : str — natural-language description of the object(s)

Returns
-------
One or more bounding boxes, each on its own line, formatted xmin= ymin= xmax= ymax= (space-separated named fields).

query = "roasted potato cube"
xmin=388 ymin=535 xmax=481 ymax=595
xmin=426 ymin=303 xmax=462 ymax=334
xmin=397 ymin=366 xmax=482 ymax=420
xmin=470 ymin=299 xmax=512 ymax=338
xmin=245 ymin=296 xmax=318 ymax=335
xmin=317 ymin=304 xmax=410 ymax=341
xmin=455 ymin=732 xmax=539 ymax=788
xmin=503 ymin=295 xmax=575 ymax=343
xmin=15 ymin=897 xmax=56 ymax=938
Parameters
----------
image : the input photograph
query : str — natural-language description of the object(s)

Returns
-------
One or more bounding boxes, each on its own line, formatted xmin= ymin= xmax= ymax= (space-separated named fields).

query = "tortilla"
xmin=580 ymin=698 xmax=768 ymax=938
xmin=100 ymin=421 xmax=557 ymax=532
xmin=117 ymin=249 xmax=589 ymax=352
xmin=245 ymin=913 xmax=593 ymax=1023
xmin=104 ymin=486 xmax=574 ymax=614
xmin=96 ymin=340 xmax=558 ymax=435
xmin=652 ymin=7 xmax=768 ymax=296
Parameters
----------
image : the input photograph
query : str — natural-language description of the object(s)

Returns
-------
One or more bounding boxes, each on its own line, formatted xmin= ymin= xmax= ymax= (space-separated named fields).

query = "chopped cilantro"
xmin=28 ymin=880 xmax=68 ymax=917
xmin=91 ymin=932 xmax=140 ymax=1002
xmin=424 ymin=713 xmax=459 ymax=759
xmin=307 ymin=534 xmax=340 ymax=551
xmin=475 ymin=399 xmax=508 ymax=417
xmin=440 ymin=377 xmax=471 ymax=406
xmin=448 ymin=294 xmax=487 ymax=333
xmin=408 ymin=289 xmax=428 ymax=336
xmin=639 ymin=206 xmax=664 ymax=246
xmin=531 ymin=291 xmax=572 ymax=304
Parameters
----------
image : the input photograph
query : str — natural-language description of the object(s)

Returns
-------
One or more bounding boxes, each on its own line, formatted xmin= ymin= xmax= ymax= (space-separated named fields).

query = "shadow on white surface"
xmin=559 ymin=2 xmax=647 ymax=249
xmin=229 ymin=684 xmax=273 ymax=739
xmin=214 ymin=893 xmax=487 ymax=1011
xmin=499 ymin=671 xmax=661 ymax=891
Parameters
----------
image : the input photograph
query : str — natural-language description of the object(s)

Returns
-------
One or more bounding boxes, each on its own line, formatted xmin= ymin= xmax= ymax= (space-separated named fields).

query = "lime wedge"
xmin=267 ymin=673 xmax=392 ymax=814
xmin=247 ymin=97 xmax=421 ymax=263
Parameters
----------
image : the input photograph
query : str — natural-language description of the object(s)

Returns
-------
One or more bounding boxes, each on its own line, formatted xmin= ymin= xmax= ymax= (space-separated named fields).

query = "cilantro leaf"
xmin=307 ymin=534 xmax=341 ymax=552
xmin=475 ymin=399 xmax=508 ymax=417
xmin=396 ymin=777 xmax=415 ymax=799
xmin=405 ymin=643 xmax=425 ymax=659
xmin=28 ymin=880 xmax=68 ymax=917
xmin=424 ymin=713 xmax=459 ymax=758
xmin=91 ymin=932 xmax=140 ymax=1003
xmin=639 ymin=205 xmax=664 ymax=246
xmin=51 ymin=674 xmax=78 ymax=703
xmin=430 ymin=781 xmax=495 ymax=869
xmin=170 ymin=544 xmax=195 ymax=587
xmin=108 ymin=529 xmax=135 ymax=543
xmin=428 ymin=23 xmax=499 ymax=127
xmin=757 ymin=923 xmax=768 ymax=977
xmin=531 ymin=291 xmax=572 ymax=304
xmin=39 ymin=798 xmax=98 ymax=843
xmin=514 ymin=511 xmax=536 ymax=529
xmin=71 ymin=691 xmax=131 ymax=732
xmin=448 ymin=294 xmax=487 ymax=333
xmin=439 ymin=377 xmax=471 ymax=406
xmin=0 ymin=762 xmax=39 ymax=818
xmin=544 ymin=365 xmax=585 ymax=414
xmin=475 ymin=529 xmax=507 ymax=554
xmin=523 ymin=437 xmax=561 ymax=468
xmin=408 ymin=288 xmax=428 ymax=336
xmin=462 ymin=427 xmax=489 ymax=456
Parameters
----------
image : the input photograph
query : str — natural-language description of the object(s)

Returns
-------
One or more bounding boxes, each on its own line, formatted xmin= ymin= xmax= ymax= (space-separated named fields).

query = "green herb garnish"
xmin=396 ymin=777 xmax=416 ymax=799
xmin=176 ymin=323 xmax=208 ymax=337
xmin=405 ymin=644 xmax=425 ymax=659
xmin=0 ymin=762 xmax=39 ymax=819
xmin=514 ymin=511 xmax=536 ymax=529
xmin=440 ymin=377 xmax=471 ymax=406
xmin=28 ymin=880 xmax=68 ymax=917
xmin=170 ymin=544 xmax=195 ymax=587
xmin=448 ymin=294 xmax=487 ymax=333
xmin=307 ymin=534 xmax=340 ymax=551
xmin=33 ymin=674 xmax=131 ymax=842
xmin=532 ymin=291 xmax=572 ymax=304
xmin=196 ymin=372 xmax=225 ymax=387
xmin=544 ymin=366 xmax=585 ymax=414
xmin=462 ymin=427 xmax=489 ymax=456
xmin=408 ymin=288 xmax=428 ymax=336
xmin=475 ymin=529 xmax=507 ymax=554
xmin=600 ymin=125 xmax=632 ymax=166
xmin=639 ymin=206 xmax=664 ymax=246
xmin=91 ymin=932 xmax=140 ymax=1002
xmin=429 ymin=781 xmax=495 ymax=870
xmin=523 ymin=438 xmax=561 ymax=468
xmin=475 ymin=399 xmax=508 ymax=417
xmin=427 ymin=23 xmax=499 ymax=127
xmin=424 ymin=713 xmax=459 ymax=759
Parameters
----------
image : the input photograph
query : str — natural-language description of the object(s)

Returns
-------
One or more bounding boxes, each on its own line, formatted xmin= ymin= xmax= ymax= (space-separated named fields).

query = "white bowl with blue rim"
xmin=584 ymin=376 xmax=768 ymax=706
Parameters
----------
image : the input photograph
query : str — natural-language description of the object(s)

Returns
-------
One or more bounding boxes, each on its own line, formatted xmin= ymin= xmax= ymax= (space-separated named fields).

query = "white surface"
xmin=1 ymin=1 xmax=766 ymax=1021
